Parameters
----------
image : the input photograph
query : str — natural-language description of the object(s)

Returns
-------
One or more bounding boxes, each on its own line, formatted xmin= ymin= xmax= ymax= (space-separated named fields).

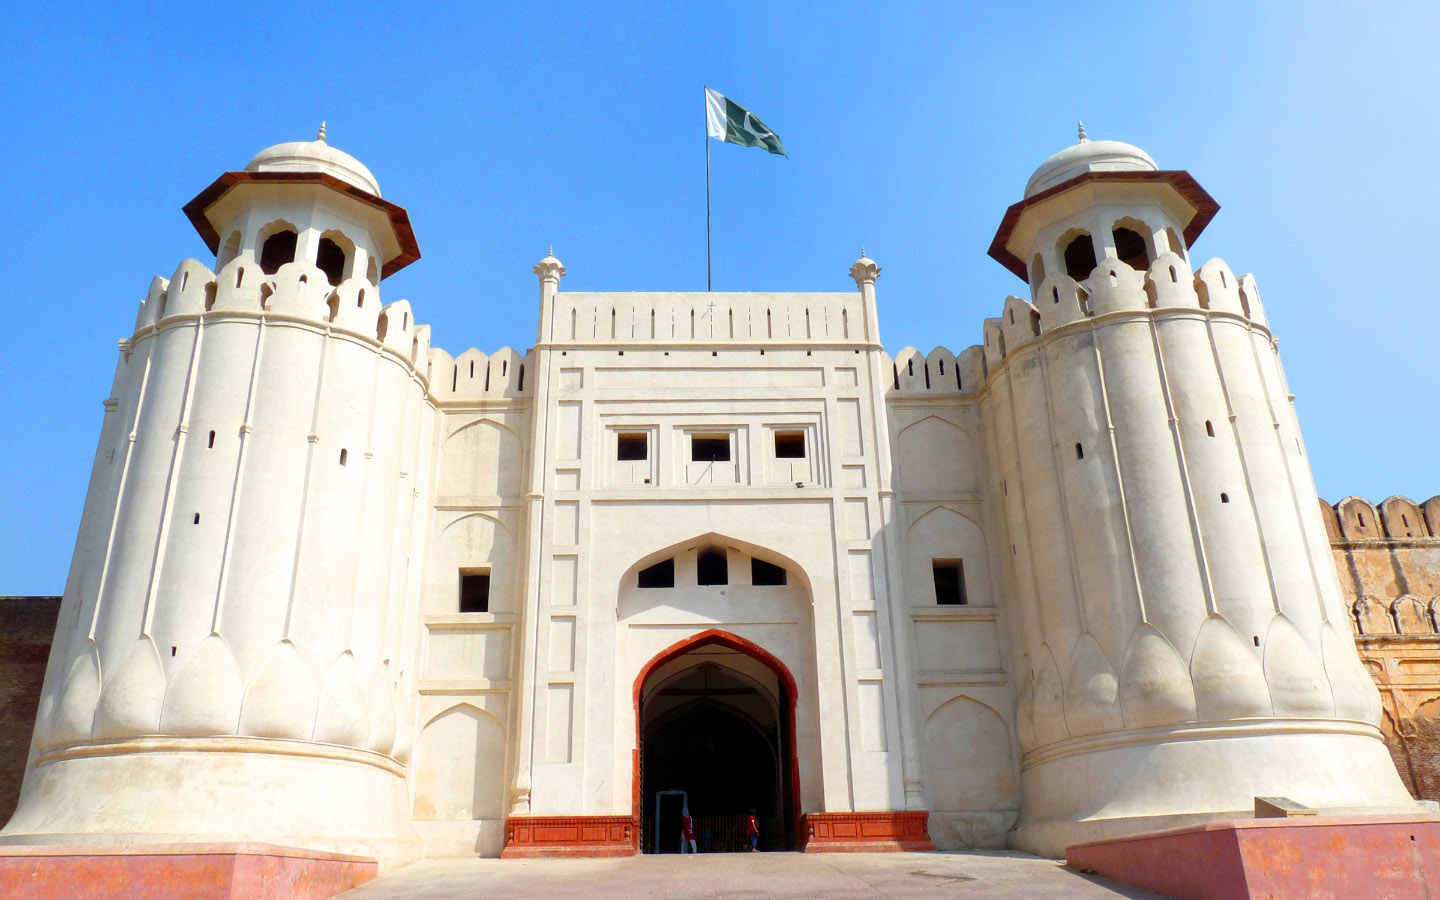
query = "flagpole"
xmin=705 ymin=86 xmax=713 ymax=292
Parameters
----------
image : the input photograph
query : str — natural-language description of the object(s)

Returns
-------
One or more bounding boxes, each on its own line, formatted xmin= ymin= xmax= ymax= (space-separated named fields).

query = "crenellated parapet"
xmin=1322 ymin=495 xmax=1440 ymax=543
xmin=427 ymin=346 xmax=532 ymax=403
xmin=979 ymin=255 xmax=1273 ymax=374
xmin=129 ymin=258 xmax=431 ymax=378
xmin=543 ymin=292 xmax=870 ymax=345
xmin=882 ymin=346 xmax=984 ymax=398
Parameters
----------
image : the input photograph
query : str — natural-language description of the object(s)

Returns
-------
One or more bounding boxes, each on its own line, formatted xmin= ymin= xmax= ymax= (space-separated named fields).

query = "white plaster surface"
xmin=0 ymin=132 xmax=1419 ymax=866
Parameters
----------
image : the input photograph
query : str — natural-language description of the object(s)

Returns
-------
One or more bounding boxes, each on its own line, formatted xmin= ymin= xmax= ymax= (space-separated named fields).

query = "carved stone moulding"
xmin=799 ymin=810 xmax=936 ymax=853
xmin=500 ymin=815 xmax=637 ymax=859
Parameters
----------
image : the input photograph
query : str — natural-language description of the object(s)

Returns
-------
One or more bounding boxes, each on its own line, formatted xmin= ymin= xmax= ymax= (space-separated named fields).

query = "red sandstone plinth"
xmin=799 ymin=811 xmax=935 ymax=852
xmin=0 ymin=842 xmax=376 ymax=900
xmin=501 ymin=815 xmax=637 ymax=858
xmin=1067 ymin=814 xmax=1440 ymax=899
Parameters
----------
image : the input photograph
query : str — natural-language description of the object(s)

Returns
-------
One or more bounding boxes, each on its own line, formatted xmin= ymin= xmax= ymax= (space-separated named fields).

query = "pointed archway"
xmin=633 ymin=629 xmax=801 ymax=852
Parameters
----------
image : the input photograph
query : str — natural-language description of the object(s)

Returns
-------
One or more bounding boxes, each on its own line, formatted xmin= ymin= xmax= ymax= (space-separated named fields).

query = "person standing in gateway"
xmin=680 ymin=806 xmax=698 ymax=854
xmin=745 ymin=809 xmax=759 ymax=852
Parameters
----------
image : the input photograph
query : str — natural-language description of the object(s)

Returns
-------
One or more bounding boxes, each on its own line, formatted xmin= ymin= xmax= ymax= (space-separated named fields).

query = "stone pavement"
xmin=336 ymin=851 xmax=1168 ymax=899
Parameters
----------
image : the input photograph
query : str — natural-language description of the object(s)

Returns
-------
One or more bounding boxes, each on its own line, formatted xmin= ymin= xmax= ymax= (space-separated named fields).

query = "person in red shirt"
xmin=745 ymin=809 xmax=759 ymax=852
xmin=680 ymin=806 xmax=697 ymax=854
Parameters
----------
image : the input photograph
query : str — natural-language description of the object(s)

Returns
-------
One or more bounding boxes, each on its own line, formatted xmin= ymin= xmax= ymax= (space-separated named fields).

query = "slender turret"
xmin=982 ymin=131 xmax=1416 ymax=855
xmin=2 ymin=131 xmax=433 ymax=863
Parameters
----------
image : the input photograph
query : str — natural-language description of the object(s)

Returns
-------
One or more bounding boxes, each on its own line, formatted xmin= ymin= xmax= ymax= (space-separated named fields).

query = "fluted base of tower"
xmin=0 ymin=738 xmax=419 ymax=867
xmin=1010 ymin=720 xmax=1421 ymax=858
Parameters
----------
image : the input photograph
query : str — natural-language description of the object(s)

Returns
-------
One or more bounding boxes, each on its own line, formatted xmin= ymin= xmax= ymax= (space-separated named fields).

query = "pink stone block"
xmin=1067 ymin=814 xmax=1440 ymax=899
xmin=0 ymin=842 xmax=376 ymax=900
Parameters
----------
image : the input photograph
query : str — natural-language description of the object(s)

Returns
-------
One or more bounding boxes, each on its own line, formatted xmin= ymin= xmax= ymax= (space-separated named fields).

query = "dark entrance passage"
xmin=636 ymin=637 xmax=797 ymax=852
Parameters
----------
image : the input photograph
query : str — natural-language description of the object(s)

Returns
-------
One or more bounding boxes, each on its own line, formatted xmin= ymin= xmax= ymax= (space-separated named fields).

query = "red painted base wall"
xmin=799 ymin=811 xmax=936 ymax=852
xmin=0 ymin=842 xmax=376 ymax=900
xmin=1067 ymin=814 xmax=1440 ymax=900
xmin=501 ymin=815 xmax=637 ymax=858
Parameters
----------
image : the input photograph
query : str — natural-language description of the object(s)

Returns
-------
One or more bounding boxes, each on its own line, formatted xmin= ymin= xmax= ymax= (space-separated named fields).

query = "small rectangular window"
xmin=751 ymin=558 xmax=787 ymax=586
xmin=617 ymin=432 xmax=648 ymax=461
xmin=459 ymin=570 xmax=491 ymax=613
xmin=774 ymin=431 xmax=805 ymax=459
xmin=692 ymin=435 xmax=730 ymax=462
xmin=638 ymin=558 xmax=675 ymax=588
xmin=933 ymin=560 xmax=966 ymax=606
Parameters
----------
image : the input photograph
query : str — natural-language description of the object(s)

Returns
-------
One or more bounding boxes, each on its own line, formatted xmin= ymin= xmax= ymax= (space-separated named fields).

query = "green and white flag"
xmin=705 ymin=87 xmax=786 ymax=156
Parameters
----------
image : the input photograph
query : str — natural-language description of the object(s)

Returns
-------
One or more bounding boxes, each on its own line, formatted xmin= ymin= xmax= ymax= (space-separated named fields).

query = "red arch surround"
xmin=632 ymin=628 xmax=802 ymax=851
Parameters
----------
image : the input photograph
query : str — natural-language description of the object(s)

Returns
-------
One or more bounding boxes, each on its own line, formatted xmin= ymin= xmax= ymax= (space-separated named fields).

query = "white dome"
xmin=245 ymin=127 xmax=381 ymax=196
xmin=1024 ymin=130 xmax=1156 ymax=199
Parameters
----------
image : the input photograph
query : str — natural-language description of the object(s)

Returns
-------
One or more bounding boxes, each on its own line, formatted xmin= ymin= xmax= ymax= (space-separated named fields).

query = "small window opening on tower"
xmin=1358 ymin=513 xmax=1366 ymax=528
xmin=459 ymin=569 xmax=491 ymax=613
xmin=751 ymin=558 xmax=787 ymax=586
xmin=1112 ymin=226 xmax=1150 ymax=271
xmin=316 ymin=237 xmax=347 ymax=286
xmin=193 ymin=513 xmax=200 ymax=524
xmin=617 ymin=433 xmax=648 ymax=461
xmin=1220 ymin=493 xmax=1231 ymax=503
xmin=207 ymin=430 xmax=216 ymax=449
xmin=697 ymin=550 xmax=728 ymax=586
xmin=1075 ymin=442 xmax=1084 ymax=459
xmin=339 ymin=448 xmax=348 ymax=466
xmin=1063 ymin=233 xmax=1098 ymax=281
xmin=933 ymin=559 xmax=966 ymax=606
xmin=774 ymin=431 xmax=805 ymax=458
xmin=691 ymin=435 xmax=730 ymax=462
xmin=1206 ymin=420 xmax=1215 ymax=437
xmin=637 ymin=558 xmax=675 ymax=588
xmin=259 ymin=229 xmax=298 ymax=275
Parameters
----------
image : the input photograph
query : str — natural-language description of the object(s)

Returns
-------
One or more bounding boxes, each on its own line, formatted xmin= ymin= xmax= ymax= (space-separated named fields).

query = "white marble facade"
xmin=0 ymin=129 xmax=1419 ymax=864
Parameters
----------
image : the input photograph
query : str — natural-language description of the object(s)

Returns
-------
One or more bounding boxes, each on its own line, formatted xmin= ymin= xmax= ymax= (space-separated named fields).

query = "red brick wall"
xmin=0 ymin=597 xmax=60 ymax=827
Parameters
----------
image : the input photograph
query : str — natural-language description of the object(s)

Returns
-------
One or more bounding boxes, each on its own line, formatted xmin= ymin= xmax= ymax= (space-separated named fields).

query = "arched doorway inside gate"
xmin=634 ymin=630 xmax=799 ymax=852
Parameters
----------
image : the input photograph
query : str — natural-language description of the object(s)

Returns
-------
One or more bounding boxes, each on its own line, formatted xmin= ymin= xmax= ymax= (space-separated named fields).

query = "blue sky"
xmin=1 ymin=1 xmax=1436 ymax=594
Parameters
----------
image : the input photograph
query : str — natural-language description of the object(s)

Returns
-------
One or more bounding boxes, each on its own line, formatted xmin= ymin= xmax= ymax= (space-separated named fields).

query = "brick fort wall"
xmin=0 ymin=597 xmax=61 ymax=827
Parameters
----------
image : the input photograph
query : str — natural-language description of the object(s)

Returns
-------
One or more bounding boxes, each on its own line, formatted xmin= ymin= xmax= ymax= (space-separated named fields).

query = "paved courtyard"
xmin=336 ymin=851 xmax=1166 ymax=899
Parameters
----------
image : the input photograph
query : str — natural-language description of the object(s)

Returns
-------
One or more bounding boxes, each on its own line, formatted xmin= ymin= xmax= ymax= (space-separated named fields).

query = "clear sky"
xmin=1 ymin=1 xmax=1436 ymax=594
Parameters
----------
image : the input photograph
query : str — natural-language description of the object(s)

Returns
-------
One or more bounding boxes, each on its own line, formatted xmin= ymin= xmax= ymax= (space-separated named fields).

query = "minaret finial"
xmin=1077 ymin=120 xmax=1088 ymax=143
xmin=861 ymin=246 xmax=867 ymax=258
xmin=317 ymin=121 xmax=327 ymax=143
xmin=549 ymin=244 xmax=554 ymax=257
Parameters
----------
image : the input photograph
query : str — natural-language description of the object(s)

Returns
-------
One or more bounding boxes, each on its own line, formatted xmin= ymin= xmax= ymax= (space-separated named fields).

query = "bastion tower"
xmin=0 ymin=128 xmax=433 ymax=862
xmin=980 ymin=128 xmax=1418 ymax=854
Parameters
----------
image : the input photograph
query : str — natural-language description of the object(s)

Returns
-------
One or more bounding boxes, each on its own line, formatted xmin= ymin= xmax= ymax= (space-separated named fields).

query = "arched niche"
xmin=905 ymin=506 xmax=992 ymax=608
xmin=412 ymin=704 xmax=507 ymax=821
xmin=922 ymin=695 xmax=1016 ymax=813
xmin=895 ymin=415 xmax=978 ymax=494
xmin=431 ymin=511 xmax=515 ymax=617
xmin=438 ymin=418 xmax=524 ymax=499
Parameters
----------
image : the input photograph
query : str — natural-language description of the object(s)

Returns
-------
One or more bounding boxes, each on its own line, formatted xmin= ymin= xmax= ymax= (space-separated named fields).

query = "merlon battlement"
xmin=131 ymin=258 xmax=431 ymax=374
xmin=882 ymin=346 xmax=984 ymax=399
xmin=980 ymin=255 xmax=1269 ymax=373
xmin=426 ymin=346 xmax=530 ymax=402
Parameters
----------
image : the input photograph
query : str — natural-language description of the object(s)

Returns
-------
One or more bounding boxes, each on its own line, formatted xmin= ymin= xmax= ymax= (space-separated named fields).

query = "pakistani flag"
xmin=705 ymin=87 xmax=786 ymax=156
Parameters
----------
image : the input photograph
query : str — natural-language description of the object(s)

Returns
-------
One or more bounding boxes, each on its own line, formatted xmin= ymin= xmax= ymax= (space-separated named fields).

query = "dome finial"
xmin=317 ymin=121 xmax=327 ymax=143
xmin=1077 ymin=120 xmax=1088 ymax=143
xmin=861 ymin=245 xmax=866 ymax=258
xmin=549 ymin=244 xmax=554 ymax=258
